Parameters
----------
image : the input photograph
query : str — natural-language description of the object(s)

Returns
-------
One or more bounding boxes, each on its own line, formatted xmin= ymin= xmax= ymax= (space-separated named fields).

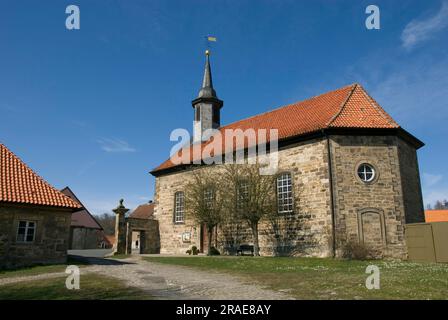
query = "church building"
xmin=150 ymin=51 xmax=425 ymax=259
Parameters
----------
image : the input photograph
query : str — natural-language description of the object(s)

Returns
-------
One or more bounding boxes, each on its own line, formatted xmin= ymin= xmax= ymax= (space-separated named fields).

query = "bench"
xmin=236 ymin=244 xmax=254 ymax=256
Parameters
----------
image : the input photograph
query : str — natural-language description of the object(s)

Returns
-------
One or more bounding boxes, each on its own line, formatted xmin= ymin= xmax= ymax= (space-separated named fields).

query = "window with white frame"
xmin=204 ymin=188 xmax=214 ymax=209
xmin=16 ymin=220 xmax=36 ymax=242
xmin=277 ymin=172 xmax=293 ymax=214
xmin=174 ymin=191 xmax=185 ymax=223
xmin=237 ymin=180 xmax=249 ymax=210
xmin=357 ymin=163 xmax=376 ymax=183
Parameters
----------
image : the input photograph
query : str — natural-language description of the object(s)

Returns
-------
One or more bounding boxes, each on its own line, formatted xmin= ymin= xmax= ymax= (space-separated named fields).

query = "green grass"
xmin=0 ymin=274 xmax=152 ymax=300
xmin=0 ymin=257 xmax=88 ymax=280
xmin=0 ymin=264 xmax=67 ymax=279
xmin=144 ymin=256 xmax=448 ymax=300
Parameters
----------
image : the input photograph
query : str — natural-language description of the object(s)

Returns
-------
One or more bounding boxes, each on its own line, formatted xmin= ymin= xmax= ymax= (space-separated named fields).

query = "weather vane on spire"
xmin=204 ymin=35 xmax=217 ymax=55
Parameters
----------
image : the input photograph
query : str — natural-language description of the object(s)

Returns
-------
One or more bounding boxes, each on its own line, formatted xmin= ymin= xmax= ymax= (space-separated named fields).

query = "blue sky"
xmin=1 ymin=0 xmax=448 ymax=214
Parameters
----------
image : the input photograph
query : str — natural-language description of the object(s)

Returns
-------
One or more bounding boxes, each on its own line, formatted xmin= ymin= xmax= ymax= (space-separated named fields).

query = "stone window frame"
xmin=354 ymin=161 xmax=380 ymax=185
xmin=12 ymin=215 xmax=43 ymax=245
xmin=16 ymin=220 xmax=37 ymax=243
xmin=275 ymin=171 xmax=294 ymax=214
xmin=173 ymin=191 xmax=185 ymax=225
xmin=357 ymin=208 xmax=387 ymax=246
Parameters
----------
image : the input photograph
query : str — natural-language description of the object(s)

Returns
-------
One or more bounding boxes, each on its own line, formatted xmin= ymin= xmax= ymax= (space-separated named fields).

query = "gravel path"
xmin=0 ymin=256 xmax=294 ymax=300
xmin=88 ymin=256 xmax=293 ymax=300
xmin=0 ymin=272 xmax=66 ymax=286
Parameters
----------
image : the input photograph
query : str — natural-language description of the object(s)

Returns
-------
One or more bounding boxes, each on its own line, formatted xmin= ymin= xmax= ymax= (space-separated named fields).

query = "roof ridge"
xmin=0 ymin=143 xmax=81 ymax=209
xmin=325 ymin=83 xmax=358 ymax=127
xmin=356 ymin=84 xmax=400 ymax=128
xmin=61 ymin=186 xmax=103 ymax=229
xmin=151 ymin=83 xmax=409 ymax=175
xmin=218 ymin=83 xmax=357 ymax=130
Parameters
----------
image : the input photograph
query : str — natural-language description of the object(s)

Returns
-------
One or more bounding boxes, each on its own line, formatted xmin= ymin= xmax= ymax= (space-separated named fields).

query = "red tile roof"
xmin=151 ymin=83 xmax=401 ymax=174
xmin=104 ymin=235 xmax=115 ymax=246
xmin=129 ymin=202 xmax=155 ymax=220
xmin=425 ymin=210 xmax=448 ymax=223
xmin=61 ymin=187 xmax=103 ymax=229
xmin=0 ymin=143 xmax=81 ymax=209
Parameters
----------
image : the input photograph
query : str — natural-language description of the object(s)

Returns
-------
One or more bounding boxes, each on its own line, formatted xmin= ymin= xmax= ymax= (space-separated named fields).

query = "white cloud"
xmin=401 ymin=2 xmax=448 ymax=50
xmin=423 ymin=172 xmax=443 ymax=187
xmin=97 ymin=138 xmax=136 ymax=153
xmin=366 ymin=55 xmax=448 ymax=124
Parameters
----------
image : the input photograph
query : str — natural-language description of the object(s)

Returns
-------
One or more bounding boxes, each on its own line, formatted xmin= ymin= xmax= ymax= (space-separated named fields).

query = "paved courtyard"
xmin=0 ymin=255 xmax=294 ymax=300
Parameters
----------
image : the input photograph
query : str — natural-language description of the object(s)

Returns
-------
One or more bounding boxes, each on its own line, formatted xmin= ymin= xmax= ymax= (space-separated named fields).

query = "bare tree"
xmin=185 ymin=169 xmax=225 ymax=255
xmin=434 ymin=200 xmax=448 ymax=210
xmin=221 ymin=164 xmax=277 ymax=256
xmin=95 ymin=213 xmax=115 ymax=235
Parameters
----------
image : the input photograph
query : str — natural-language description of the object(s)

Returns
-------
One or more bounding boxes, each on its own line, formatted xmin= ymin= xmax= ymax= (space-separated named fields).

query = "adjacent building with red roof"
xmin=61 ymin=187 xmax=106 ymax=250
xmin=128 ymin=201 xmax=155 ymax=250
xmin=1 ymin=143 xmax=82 ymax=268
xmin=150 ymin=52 xmax=425 ymax=259
xmin=425 ymin=210 xmax=448 ymax=223
xmin=129 ymin=201 xmax=155 ymax=220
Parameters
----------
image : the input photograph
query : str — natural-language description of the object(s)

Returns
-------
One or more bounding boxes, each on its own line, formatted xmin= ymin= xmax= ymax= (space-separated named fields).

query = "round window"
xmin=357 ymin=163 xmax=375 ymax=183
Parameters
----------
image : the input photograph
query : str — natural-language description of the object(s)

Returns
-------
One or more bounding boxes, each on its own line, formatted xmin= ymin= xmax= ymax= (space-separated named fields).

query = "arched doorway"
xmin=357 ymin=208 xmax=387 ymax=257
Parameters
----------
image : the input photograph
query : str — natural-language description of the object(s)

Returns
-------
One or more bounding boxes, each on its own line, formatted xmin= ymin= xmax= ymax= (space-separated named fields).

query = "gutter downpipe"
xmin=323 ymin=129 xmax=337 ymax=258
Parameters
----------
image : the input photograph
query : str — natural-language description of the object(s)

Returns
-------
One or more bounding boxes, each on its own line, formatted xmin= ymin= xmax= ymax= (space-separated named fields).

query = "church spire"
xmin=192 ymin=50 xmax=223 ymax=143
xmin=197 ymin=50 xmax=217 ymax=99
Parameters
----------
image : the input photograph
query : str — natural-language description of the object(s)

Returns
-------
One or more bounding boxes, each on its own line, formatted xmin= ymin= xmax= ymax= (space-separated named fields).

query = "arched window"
xmin=174 ymin=191 xmax=185 ymax=223
xmin=277 ymin=172 xmax=293 ymax=214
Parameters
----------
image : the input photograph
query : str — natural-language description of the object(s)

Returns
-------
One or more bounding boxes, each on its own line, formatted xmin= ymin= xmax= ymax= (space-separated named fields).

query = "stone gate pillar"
xmin=113 ymin=199 xmax=129 ymax=255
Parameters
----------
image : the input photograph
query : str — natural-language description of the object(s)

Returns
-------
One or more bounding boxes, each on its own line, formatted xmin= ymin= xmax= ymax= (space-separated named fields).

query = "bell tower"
xmin=192 ymin=50 xmax=223 ymax=143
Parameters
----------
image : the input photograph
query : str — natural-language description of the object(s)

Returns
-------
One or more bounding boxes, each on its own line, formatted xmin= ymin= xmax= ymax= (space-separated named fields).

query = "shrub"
xmin=342 ymin=240 xmax=372 ymax=260
xmin=209 ymin=247 xmax=221 ymax=256
xmin=186 ymin=246 xmax=199 ymax=255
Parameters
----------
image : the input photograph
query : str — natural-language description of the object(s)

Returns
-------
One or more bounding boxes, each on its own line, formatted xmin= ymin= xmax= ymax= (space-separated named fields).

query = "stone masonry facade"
xmin=329 ymin=135 xmax=424 ymax=259
xmin=112 ymin=200 xmax=160 ymax=255
xmin=0 ymin=204 xmax=72 ymax=269
xmin=153 ymin=134 xmax=424 ymax=259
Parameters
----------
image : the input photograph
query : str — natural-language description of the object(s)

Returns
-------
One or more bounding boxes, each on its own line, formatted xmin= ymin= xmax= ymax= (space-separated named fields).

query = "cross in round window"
xmin=357 ymin=163 xmax=375 ymax=182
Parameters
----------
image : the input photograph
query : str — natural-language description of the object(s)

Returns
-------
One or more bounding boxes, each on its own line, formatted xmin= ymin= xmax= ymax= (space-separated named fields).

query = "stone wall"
xmin=329 ymin=135 xmax=423 ymax=259
xmin=256 ymin=138 xmax=333 ymax=257
xmin=69 ymin=227 xmax=102 ymax=250
xmin=397 ymin=138 xmax=425 ymax=224
xmin=153 ymin=134 xmax=423 ymax=260
xmin=0 ymin=204 xmax=72 ymax=269
xmin=126 ymin=218 xmax=160 ymax=254
xmin=154 ymin=137 xmax=333 ymax=257
xmin=154 ymin=169 xmax=201 ymax=254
